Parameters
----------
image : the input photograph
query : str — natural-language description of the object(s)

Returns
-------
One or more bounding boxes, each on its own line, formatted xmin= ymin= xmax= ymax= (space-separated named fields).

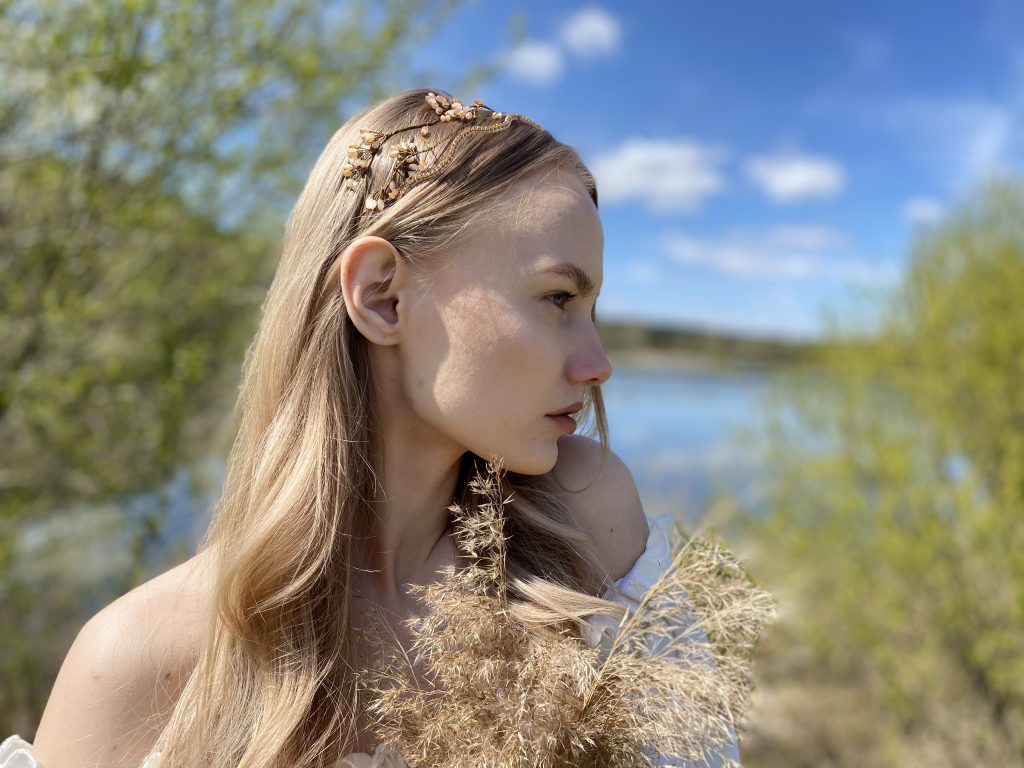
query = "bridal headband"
xmin=340 ymin=91 xmax=542 ymax=214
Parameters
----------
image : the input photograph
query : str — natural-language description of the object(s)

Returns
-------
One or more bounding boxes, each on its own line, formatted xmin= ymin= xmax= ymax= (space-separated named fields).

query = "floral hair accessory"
xmin=340 ymin=91 xmax=541 ymax=213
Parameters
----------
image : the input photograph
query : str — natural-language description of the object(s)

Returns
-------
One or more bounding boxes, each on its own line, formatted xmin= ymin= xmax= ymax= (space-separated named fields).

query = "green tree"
xmin=0 ymin=0 xmax=507 ymax=734
xmin=737 ymin=175 xmax=1024 ymax=767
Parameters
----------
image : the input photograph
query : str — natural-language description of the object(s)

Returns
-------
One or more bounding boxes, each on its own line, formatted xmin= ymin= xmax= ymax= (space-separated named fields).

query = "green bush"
xmin=739 ymin=174 xmax=1024 ymax=767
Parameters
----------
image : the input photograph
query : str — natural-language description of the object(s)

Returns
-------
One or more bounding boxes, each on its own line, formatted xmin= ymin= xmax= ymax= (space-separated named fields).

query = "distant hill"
xmin=596 ymin=319 xmax=824 ymax=369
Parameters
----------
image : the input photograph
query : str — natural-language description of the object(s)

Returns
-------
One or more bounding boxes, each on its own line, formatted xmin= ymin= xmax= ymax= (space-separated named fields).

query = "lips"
xmin=546 ymin=401 xmax=583 ymax=435
xmin=547 ymin=413 xmax=578 ymax=434
xmin=546 ymin=401 xmax=584 ymax=417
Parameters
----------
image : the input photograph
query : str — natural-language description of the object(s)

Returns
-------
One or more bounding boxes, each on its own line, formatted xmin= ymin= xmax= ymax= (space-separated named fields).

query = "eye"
xmin=546 ymin=290 xmax=577 ymax=310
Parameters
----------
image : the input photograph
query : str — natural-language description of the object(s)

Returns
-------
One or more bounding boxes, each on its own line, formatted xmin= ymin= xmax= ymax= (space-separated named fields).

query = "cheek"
xmin=406 ymin=290 xmax=554 ymax=426
xmin=443 ymin=291 xmax=539 ymax=401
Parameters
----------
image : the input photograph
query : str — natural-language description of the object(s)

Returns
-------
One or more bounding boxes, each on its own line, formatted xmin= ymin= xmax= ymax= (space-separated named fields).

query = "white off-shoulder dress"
xmin=1 ymin=514 xmax=741 ymax=768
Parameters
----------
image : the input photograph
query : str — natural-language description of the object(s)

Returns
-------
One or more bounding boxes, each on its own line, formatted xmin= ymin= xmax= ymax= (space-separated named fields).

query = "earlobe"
xmin=339 ymin=236 xmax=404 ymax=345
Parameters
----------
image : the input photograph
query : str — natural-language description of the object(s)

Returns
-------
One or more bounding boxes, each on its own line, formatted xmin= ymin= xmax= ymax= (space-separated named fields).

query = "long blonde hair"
xmin=153 ymin=87 xmax=620 ymax=767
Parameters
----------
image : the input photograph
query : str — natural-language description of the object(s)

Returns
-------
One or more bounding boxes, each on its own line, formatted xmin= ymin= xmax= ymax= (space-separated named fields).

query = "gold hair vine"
xmin=340 ymin=92 xmax=541 ymax=213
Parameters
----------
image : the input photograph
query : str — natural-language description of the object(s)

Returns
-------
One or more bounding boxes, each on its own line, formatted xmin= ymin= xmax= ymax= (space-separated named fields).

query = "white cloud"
xmin=499 ymin=40 xmax=564 ymax=87
xmin=766 ymin=224 xmax=847 ymax=250
xmin=663 ymin=234 xmax=821 ymax=279
xmin=589 ymin=137 xmax=730 ymax=214
xmin=875 ymin=97 xmax=1016 ymax=192
xmin=902 ymin=197 xmax=946 ymax=225
xmin=743 ymin=149 xmax=846 ymax=203
xmin=498 ymin=8 xmax=622 ymax=86
xmin=660 ymin=226 xmax=897 ymax=285
xmin=559 ymin=6 xmax=622 ymax=59
xmin=958 ymin=106 xmax=1011 ymax=179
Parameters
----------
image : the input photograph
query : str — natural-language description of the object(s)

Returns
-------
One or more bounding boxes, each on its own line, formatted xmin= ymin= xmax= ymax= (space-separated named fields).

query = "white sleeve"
xmin=0 ymin=736 xmax=44 ymax=768
xmin=583 ymin=514 xmax=744 ymax=767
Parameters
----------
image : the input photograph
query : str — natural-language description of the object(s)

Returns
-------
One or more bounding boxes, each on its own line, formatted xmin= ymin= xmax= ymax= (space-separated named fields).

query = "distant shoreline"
xmin=598 ymin=320 xmax=824 ymax=373
xmin=607 ymin=348 xmax=782 ymax=374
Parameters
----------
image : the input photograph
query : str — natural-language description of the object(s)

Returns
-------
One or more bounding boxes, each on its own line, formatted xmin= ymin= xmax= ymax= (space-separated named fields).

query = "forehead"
xmin=500 ymin=166 xmax=597 ymax=232
xmin=484 ymin=166 xmax=604 ymax=278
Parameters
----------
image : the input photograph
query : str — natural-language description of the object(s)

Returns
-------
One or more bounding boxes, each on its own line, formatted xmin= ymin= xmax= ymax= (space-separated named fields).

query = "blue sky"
xmin=403 ymin=0 xmax=1024 ymax=340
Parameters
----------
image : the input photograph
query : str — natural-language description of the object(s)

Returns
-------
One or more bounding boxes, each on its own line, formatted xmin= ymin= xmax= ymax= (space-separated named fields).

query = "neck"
xmin=351 ymin=433 xmax=467 ymax=605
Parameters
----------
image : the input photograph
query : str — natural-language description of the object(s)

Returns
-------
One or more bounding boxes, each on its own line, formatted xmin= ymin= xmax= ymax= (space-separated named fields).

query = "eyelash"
xmin=547 ymin=290 xmax=577 ymax=310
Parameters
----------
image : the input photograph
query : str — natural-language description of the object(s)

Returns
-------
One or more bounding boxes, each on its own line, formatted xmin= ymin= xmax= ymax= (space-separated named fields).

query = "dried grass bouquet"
xmin=353 ymin=457 xmax=775 ymax=768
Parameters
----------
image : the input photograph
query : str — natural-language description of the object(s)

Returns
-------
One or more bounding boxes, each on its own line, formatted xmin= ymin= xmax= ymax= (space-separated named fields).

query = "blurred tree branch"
xmin=0 ymin=0 xmax=502 ymax=519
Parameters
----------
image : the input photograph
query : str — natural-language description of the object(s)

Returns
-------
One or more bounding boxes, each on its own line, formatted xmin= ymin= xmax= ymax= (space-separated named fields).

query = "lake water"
xmin=600 ymin=360 xmax=779 ymax=532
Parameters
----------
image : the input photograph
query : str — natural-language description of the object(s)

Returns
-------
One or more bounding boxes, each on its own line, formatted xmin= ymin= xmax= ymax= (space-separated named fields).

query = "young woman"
xmin=2 ymin=88 xmax=741 ymax=767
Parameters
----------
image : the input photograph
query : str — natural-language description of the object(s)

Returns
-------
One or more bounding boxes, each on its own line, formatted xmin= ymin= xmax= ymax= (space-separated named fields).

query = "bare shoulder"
xmin=552 ymin=434 xmax=651 ymax=583
xmin=31 ymin=550 xmax=215 ymax=767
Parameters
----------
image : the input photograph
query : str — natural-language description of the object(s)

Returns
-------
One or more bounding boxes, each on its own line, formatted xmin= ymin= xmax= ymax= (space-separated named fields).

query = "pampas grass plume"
xmin=355 ymin=457 xmax=775 ymax=767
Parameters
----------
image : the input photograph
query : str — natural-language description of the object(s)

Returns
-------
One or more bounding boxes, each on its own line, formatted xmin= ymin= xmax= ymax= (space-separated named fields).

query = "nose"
xmin=567 ymin=333 xmax=613 ymax=387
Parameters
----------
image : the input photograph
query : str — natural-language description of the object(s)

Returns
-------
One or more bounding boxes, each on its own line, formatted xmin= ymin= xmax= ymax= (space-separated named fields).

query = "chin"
xmin=471 ymin=441 xmax=559 ymax=477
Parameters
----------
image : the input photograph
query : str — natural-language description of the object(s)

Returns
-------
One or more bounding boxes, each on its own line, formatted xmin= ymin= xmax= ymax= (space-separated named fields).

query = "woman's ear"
xmin=339 ymin=236 xmax=406 ymax=345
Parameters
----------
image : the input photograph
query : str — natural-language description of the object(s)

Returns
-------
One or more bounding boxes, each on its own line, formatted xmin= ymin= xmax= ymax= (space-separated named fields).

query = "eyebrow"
xmin=538 ymin=263 xmax=599 ymax=297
